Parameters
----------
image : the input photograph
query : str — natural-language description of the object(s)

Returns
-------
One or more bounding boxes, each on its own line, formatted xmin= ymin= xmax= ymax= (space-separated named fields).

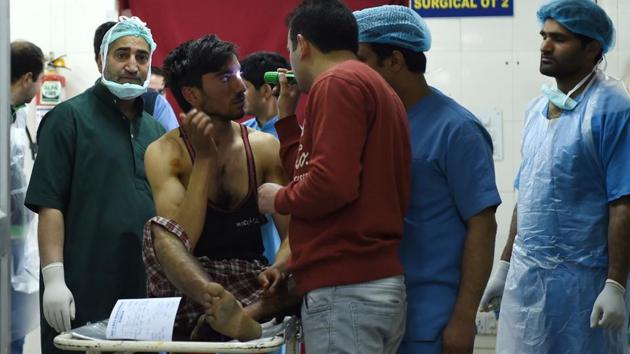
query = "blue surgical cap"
xmin=353 ymin=5 xmax=431 ymax=53
xmin=537 ymin=0 xmax=614 ymax=53
xmin=101 ymin=16 xmax=157 ymax=55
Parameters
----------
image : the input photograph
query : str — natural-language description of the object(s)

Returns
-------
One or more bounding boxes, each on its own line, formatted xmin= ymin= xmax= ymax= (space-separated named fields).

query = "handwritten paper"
xmin=106 ymin=297 xmax=182 ymax=341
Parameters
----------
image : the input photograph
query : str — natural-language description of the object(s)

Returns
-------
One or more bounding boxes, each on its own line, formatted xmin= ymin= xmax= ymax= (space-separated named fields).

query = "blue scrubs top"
xmin=153 ymin=94 xmax=179 ymax=131
xmin=243 ymin=115 xmax=281 ymax=264
xmin=243 ymin=115 xmax=279 ymax=138
xmin=402 ymin=87 xmax=501 ymax=342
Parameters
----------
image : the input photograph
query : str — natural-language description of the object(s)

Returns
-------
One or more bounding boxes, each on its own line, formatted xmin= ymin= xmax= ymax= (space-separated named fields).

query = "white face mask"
xmin=101 ymin=73 xmax=149 ymax=100
xmin=542 ymin=69 xmax=596 ymax=111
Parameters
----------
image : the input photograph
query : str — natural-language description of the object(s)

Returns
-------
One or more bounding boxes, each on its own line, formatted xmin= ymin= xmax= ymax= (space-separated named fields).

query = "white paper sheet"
xmin=106 ymin=297 xmax=182 ymax=341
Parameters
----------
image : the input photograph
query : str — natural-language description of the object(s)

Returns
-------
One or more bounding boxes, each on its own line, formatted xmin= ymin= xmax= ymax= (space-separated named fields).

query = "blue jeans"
xmin=301 ymin=275 xmax=406 ymax=354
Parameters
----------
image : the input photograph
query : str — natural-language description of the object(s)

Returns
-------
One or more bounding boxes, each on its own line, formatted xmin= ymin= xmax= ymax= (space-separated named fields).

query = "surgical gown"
xmin=497 ymin=70 xmax=630 ymax=354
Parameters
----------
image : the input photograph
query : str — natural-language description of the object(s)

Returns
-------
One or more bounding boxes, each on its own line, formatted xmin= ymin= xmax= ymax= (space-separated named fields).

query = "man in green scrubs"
xmin=25 ymin=17 xmax=165 ymax=354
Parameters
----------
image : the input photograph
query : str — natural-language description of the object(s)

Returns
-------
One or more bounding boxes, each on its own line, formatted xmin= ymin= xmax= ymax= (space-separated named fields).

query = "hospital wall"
xmin=8 ymin=0 xmax=630 ymax=353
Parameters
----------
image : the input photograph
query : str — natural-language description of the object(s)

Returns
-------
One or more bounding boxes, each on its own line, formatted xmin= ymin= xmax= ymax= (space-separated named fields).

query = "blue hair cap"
xmin=354 ymin=5 xmax=431 ymax=52
xmin=537 ymin=0 xmax=614 ymax=53
xmin=101 ymin=16 xmax=157 ymax=55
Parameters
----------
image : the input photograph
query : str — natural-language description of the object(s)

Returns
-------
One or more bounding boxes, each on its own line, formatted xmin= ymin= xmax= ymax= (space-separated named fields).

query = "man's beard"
xmin=201 ymin=108 xmax=244 ymax=122
xmin=200 ymin=94 xmax=244 ymax=122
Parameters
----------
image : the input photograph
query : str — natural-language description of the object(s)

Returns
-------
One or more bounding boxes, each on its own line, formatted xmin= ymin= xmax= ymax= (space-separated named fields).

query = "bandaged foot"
xmin=203 ymin=283 xmax=262 ymax=341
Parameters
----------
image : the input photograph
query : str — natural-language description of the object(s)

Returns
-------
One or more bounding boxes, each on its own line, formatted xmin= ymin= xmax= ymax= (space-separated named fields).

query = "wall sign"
xmin=410 ymin=0 xmax=514 ymax=17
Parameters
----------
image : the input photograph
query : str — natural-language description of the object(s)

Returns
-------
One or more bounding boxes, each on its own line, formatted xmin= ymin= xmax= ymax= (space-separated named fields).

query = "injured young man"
xmin=141 ymin=34 xmax=298 ymax=341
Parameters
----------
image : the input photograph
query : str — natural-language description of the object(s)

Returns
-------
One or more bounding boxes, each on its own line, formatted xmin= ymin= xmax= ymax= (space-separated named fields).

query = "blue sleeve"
xmin=592 ymin=109 xmax=630 ymax=202
xmin=446 ymin=121 xmax=502 ymax=220
xmin=152 ymin=95 xmax=179 ymax=131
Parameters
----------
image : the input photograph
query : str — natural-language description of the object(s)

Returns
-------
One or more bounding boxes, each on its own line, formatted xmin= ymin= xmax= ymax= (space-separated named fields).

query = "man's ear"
xmin=96 ymin=56 xmax=103 ymax=74
xmin=585 ymin=40 xmax=603 ymax=64
xmin=297 ymin=34 xmax=309 ymax=60
xmin=182 ymin=86 xmax=201 ymax=108
xmin=14 ymin=72 xmax=33 ymax=91
xmin=387 ymin=50 xmax=406 ymax=73
xmin=261 ymin=83 xmax=273 ymax=99
xmin=20 ymin=72 xmax=33 ymax=85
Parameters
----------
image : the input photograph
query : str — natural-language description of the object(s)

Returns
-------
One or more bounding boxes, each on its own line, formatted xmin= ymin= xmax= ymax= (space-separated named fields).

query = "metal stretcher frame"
xmin=54 ymin=317 xmax=300 ymax=354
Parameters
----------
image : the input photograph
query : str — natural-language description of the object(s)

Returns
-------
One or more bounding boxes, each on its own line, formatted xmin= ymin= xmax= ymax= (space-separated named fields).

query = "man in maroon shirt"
xmin=257 ymin=0 xmax=412 ymax=352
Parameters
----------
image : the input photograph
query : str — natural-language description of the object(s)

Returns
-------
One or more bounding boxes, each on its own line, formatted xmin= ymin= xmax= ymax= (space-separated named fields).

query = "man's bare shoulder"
xmin=245 ymin=127 xmax=279 ymax=147
xmin=245 ymin=127 xmax=280 ymax=159
xmin=146 ymin=129 xmax=189 ymax=170
xmin=243 ymin=127 xmax=286 ymax=183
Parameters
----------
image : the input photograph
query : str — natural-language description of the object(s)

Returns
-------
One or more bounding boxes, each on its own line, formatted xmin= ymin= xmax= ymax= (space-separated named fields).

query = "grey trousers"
xmin=301 ymin=275 xmax=407 ymax=354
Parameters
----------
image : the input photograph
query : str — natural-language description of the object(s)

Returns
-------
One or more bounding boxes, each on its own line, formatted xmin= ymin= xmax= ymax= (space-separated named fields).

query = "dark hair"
xmin=163 ymin=34 xmax=237 ymax=111
xmin=574 ymin=32 xmax=604 ymax=64
xmin=151 ymin=66 xmax=165 ymax=77
xmin=10 ymin=41 xmax=45 ymax=84
xmin=286 ymin=0 xmax=358 ymax=54
xmin=241 ymin=51 xmax=289 ymax=89
xmin=369 ymin=43 xmax=427 ymax=74
xmin=93 ymin=21 xmax=116 ymax=60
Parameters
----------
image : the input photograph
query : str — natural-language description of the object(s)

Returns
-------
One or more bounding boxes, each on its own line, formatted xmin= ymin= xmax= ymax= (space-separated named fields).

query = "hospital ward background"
xmin=1 ymin=0 xmax=630 ymax=353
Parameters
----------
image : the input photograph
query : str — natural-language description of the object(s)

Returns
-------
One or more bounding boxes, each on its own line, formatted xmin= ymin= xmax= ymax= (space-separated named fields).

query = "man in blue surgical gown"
xmin=480 ymin=1 xmax=630 ymax=353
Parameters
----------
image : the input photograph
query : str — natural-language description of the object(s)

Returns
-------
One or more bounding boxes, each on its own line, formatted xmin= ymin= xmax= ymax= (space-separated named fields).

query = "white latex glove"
xmin=42 ymin=262 xmax=75 ymax=333
xmin=479 ymin=260 xmax=510 ymax=312
xmin=590 ymin=279 xmax=626 ymax=330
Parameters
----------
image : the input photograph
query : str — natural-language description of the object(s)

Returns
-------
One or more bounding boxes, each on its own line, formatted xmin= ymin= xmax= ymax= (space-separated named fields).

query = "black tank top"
xmin=180 ymin=124 xmax=267 ymax=262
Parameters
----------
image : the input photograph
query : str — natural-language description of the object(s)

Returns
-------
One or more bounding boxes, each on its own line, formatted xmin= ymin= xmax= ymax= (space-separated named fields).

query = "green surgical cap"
xmin=537 ymin=0 xmax=614 ymax=53
xmin=101 ymin=16 xmax=157 ymax=55
xmin=353 ymin=5 xmax=431 ymax=53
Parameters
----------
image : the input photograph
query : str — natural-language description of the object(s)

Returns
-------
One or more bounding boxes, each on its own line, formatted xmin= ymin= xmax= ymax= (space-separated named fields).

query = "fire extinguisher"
xmin=34 ymin=53 xmax=70 ymax=129
xmin=36 ymin=53 xmax=69 ymax=107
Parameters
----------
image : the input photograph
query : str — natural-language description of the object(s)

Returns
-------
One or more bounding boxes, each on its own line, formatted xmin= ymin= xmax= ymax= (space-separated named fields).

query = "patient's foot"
xmin=203 ymin=283 xmax=262 ymax=341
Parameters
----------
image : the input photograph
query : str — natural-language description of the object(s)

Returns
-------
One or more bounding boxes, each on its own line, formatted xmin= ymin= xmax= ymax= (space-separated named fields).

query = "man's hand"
xmin=42 ymin=262 xmax=75 ymax=333
xmin=275 ymin=68 xmax=300 ymax=119
xmin=590 ymin=279 xmax=627 ymax=330
xmin=257 ymin=183 xmax=282 ymax=214
xmin=180 ymin=108 xmax=217 ymax=158
xmin=442 ymin=317 xmax=476 ymax=354
xmin=258 ymin=266 xmax=286 ymax=297
xmin=479 ymin=260 xmax=509 ymax=312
